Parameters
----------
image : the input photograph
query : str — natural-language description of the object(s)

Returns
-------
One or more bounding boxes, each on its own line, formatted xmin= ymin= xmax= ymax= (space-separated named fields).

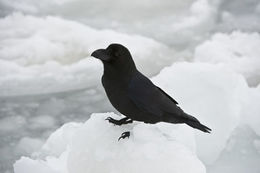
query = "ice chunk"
xmin=0 ymin=115 xmax=26 ymax=132
xmin=217 ymin=0 xmax=260 ymax=32
xmin=194 ymin=31 xmax=260 ymax=86
xmin=41 ymin=122 xmax=82 ymax=157
xmin=208 ymin=125 xmax=260 ymax=173
xmin=14 ymin=157 xmax=61 ymax=173
xmin=254 ymin=139 xmax=260 ymax=154
xmin=14 ymin=113 xmax=206 ymax=173
xmin=0 ymin=13 xmax=175 ymax=96
xmin=16 ymin=137 xmax=44 ymax=155
xmin=0 ymin=0 xmax=216 ymax=47
xmin=240 ymin=84 xmax=260 ymax=136
xmin=152 ymin=62 xmax=248 ymax=164
xmin=29 ymin=115 xmax=56 ymax=129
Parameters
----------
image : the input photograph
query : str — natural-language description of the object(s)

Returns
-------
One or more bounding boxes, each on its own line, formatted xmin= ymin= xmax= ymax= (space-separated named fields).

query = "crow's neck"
xmin=103 ymin=62 xmax=137 ymax=81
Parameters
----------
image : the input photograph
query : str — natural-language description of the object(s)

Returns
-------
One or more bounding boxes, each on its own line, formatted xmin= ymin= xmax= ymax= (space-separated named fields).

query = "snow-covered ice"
xmin=0 ymin=13 xmax=175 ymax=96
xmin=240 ymin=85 xmax=260 ymax=136
xmin=14 ymin=113 xmax=206 ymax=173
xmin=152 ymin=62 xmax=260 ymax=168
xmin=152 ymin=62 xmax=248 ymax=163
xmin=209 ymin=125 xmax=260 ymax=173
xmin=0 ymin=0 xmax=217 ymax=47
xmin=194 ymin=31 xmax=260 ymax=86
xmin=12 ymin=61 xmax=260 ymax=173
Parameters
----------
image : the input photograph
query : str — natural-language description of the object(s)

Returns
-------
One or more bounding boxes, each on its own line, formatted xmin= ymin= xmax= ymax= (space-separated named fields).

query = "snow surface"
xmin=194 ymin=31 xmax=260 ymax=86
xmin=0 ymin=0 xmax=217 ymax=47
xmin=153 ymin=63 xmax=246 ymax=163
xmin=12 ymin=62 xmax=260 ymax=173
xmin=0 ymin=13 xmax=175 ymax=96
xmin=14 ymin=113 xmax=206 ymax=173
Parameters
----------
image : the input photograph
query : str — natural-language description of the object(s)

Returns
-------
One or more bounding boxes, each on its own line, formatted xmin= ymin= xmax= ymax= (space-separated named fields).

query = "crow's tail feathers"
xmin=186 ymin=120 xmax=211 ymax=133
xmin=185 ymin=114 xmax=212 ymax=133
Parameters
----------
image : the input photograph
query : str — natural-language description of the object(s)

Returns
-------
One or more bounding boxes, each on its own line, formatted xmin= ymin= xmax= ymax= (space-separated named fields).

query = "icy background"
xmin=0 ymin=0 xmax=260 ymax=172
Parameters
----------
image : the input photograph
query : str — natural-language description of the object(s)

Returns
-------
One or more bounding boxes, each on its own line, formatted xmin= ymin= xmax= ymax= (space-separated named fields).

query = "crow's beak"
xmin=91 ymin=49 xmax=111 ymax=62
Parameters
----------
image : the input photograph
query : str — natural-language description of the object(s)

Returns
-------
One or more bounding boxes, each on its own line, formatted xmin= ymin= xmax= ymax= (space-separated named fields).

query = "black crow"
xmin=91 ymin=43 xmax=211 ymax=140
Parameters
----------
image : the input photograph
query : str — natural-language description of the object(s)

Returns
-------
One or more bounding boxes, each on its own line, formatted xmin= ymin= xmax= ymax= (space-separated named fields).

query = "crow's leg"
xmin=118 ymin=131 xmax=130 ymax=141
xmin=105 ymin=117 xmax=133 ymax=126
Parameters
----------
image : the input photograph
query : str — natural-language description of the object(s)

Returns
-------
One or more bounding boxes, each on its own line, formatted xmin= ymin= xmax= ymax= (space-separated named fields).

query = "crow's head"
xmin=91 ymin=43 xmax=134 ymax=64
xmin=91 ymin=43 xmax=137 ymax=74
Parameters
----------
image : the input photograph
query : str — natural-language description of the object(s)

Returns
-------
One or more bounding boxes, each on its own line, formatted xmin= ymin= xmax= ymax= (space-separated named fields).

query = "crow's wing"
xmin=128 ymin=72 xmax=181 ymax=117
xmin=156 ymin=86 xmax=178 ymax=104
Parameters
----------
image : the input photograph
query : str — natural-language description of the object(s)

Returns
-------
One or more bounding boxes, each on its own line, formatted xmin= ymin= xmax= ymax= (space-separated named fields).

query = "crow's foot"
xmin=118 ymin=131 xmax=130 ymax=141
xmin=105 ymin=117 xmax=133 ymax=126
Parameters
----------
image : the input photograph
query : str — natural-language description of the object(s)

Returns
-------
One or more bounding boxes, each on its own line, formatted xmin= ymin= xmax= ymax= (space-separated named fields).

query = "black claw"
xmin=105 ymin=117 xmax=112 ymax=121
xmin=118 ymin=131 xmax=130 ymax=141
xmin=105 ymin=117 xmax=133 ymax=126
xmin=105 ymin=117 xmax=111 ymax=123
xmin=105 ymin=117 xmax=117 ymax=125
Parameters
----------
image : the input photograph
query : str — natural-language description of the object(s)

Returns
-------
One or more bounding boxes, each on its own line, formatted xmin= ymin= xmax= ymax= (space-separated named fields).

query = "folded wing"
xmin=128 ymin=72 xmax=182 ymax=118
